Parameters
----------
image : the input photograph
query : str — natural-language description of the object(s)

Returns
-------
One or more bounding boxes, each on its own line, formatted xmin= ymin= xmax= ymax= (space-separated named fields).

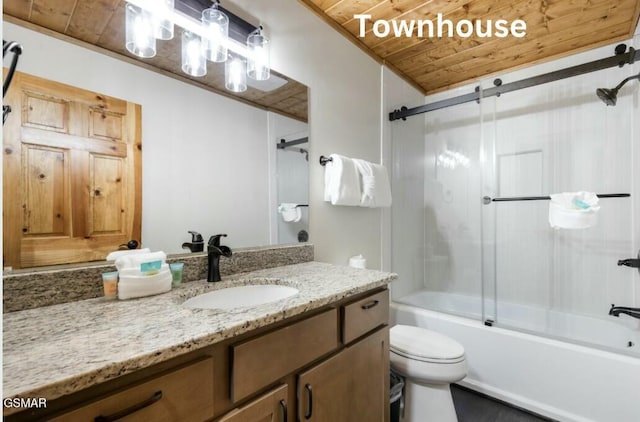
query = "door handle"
xmin=94 ymin=390 xmax=162 ymax=421
xmin=304 ymin=383 xmax=313 ymax=420
xmin=279 ymin=399 xmax=288 ymax=422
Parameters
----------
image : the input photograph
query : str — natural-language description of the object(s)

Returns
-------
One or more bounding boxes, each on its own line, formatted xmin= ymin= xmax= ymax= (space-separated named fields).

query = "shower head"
xmin=596 ymin=72 xmax=640 ymax=106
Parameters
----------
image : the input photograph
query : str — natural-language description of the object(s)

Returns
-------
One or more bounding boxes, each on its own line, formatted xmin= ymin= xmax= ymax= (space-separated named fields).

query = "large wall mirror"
xmin=2 ymin=0 xmax=309 ymax=271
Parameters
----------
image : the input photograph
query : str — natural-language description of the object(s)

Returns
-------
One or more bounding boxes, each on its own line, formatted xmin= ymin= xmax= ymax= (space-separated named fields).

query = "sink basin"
xmin=183 ymin=284 xmax=299 ymax=310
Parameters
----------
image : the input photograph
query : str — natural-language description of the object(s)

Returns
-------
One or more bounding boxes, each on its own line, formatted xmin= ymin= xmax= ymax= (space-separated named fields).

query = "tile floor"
xmin=451 ymin=385 xmax=556 ymax=422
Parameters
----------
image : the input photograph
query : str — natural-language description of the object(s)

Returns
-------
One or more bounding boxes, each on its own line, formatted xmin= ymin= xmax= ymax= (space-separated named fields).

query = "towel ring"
xmin=319 ymin=156 xmax=333 ymax=166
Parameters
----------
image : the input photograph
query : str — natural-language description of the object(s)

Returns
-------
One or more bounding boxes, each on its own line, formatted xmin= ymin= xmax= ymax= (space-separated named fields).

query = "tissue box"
xmin=118 ymin=264 xmax=172 ymax=300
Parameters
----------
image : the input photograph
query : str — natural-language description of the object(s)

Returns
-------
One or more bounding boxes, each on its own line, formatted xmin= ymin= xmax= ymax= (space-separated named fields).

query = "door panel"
xmin=90 ymin=154 xmax=124 ymax=235
xmin=297 ymin=328 xmax=388 ymax=422
xmin=22 ymin=144 xmax=69 ymax=236
xmin=2 ymin=70 xmax=141 ymax=268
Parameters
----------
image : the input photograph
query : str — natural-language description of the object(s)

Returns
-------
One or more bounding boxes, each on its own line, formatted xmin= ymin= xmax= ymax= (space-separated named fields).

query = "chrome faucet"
xmin=207 ymin=234 xmax=232 ymax=282
xmin=609 ymin=304 xmax=640 ymax=320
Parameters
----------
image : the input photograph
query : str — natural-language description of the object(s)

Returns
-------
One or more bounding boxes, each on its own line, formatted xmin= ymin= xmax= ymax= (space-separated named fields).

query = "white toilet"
xmin=390 ymin=325 xmax=467 ymax=422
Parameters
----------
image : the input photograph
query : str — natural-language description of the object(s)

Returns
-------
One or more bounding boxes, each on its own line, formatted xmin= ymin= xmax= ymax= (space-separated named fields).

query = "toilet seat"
xmin=390 ymin=325 xmax=465 ymax=363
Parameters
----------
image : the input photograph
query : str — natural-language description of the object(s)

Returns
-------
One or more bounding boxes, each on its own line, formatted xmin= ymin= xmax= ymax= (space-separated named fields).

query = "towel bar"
xmin=482 ymin=193 xmax=630 ymax=204
xmin=319 ymin=156 xmax=333 ymax=166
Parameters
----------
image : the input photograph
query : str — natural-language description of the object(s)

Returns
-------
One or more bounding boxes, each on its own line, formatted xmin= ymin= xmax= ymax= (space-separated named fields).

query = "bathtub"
xmin=391 ymin=292 xmax=640 ymax=422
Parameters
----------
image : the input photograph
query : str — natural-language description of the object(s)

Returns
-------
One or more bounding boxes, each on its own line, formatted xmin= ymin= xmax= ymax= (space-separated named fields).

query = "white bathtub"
xmin=391 ymin=293 xmax=640 ymax=422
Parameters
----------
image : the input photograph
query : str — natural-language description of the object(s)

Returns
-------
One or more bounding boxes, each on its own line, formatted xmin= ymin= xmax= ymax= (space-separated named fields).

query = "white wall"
xmin=3 ymin=0 xmax=387 ymax=266
xmin=232 ymin=0 xmax=384 ymax=268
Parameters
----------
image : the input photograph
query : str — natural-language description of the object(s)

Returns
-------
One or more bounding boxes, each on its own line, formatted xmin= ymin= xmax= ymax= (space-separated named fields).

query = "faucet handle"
xmin=208 ymin=234 xmax=228 ymax=247
xmin=188 ymin=231 xmax=203 ymax=243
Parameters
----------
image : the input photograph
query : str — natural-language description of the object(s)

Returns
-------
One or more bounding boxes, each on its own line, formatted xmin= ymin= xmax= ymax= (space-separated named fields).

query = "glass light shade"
xmin=225 ymin=55 xmax=247 ymax=92
xmin=247 ymin=30 xmax=270 ymax=81
xmin=125 ymin=3 xmax=156 ymax=58
xmin=201 ymin=7 xmax=229 ymax=62
xmin=154 ymin=0 xmax=175 ymax=40
xmin=181 ymin=31 xmax=207 ymax=77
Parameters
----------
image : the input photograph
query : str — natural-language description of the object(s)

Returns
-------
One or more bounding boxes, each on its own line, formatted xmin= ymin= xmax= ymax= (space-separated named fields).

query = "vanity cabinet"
xmin=7 ymin=288 xmax=389 ymax=422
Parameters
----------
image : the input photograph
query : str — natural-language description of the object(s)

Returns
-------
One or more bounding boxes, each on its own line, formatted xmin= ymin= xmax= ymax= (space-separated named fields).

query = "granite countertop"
xmin=3 ymin=261 xmax=397 ymax=408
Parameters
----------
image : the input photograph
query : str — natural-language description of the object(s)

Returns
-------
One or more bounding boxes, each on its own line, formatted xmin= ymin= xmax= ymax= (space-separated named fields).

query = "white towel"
xmin=278 ymin=203 xmax=301 ymax=223
xmin=323 ymin=154 xmax=361 ymax=206
xmin=353 ymin=159 xmax=392 ymax=208
xmin=549 ymin=192 xmax=600 ymax=229
xmin=106 ymin=248 xmax=151 ymax=261
xmin=115 ymin=251 xmax=167 ymax=271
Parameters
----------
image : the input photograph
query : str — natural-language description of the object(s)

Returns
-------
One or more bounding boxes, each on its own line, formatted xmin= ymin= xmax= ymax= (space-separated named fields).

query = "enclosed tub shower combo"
xmin=388 ymin=40 xmax=640 ymax=422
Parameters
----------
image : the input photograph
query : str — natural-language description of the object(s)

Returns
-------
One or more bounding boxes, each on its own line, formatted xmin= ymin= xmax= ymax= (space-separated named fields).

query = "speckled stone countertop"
xmin=3 ymin=262 xmax=397 ymax=410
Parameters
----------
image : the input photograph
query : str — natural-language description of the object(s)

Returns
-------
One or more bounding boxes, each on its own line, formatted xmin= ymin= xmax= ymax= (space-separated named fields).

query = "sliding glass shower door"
xmin=483 ymin=50 xmax=640 ymax=355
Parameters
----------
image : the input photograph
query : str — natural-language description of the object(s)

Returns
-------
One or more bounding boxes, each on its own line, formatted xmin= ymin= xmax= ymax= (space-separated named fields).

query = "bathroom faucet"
xmin=609 ymin=304 xmax=640 ymax=320
xmin=182 ymin=231 xmax=204 ymax=253
xmin=207 ymin=234 xmax=232 ymax=282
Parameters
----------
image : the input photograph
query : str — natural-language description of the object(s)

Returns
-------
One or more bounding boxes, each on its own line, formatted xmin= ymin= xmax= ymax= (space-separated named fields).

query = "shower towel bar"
xmin=296 ymin=204 xmax=309 ymax=207
xmin=483 ymin=193 xmax=630 ymax=204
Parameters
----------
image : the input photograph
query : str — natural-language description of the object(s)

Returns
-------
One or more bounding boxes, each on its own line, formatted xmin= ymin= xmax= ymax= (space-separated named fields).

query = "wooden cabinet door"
xmin=2 ymin=70 xmax=141 ymax=268
xmin=218 ymin=384 xmax=289 ymax=422
xmin=297 ymin=327 xmax=389 ymax=422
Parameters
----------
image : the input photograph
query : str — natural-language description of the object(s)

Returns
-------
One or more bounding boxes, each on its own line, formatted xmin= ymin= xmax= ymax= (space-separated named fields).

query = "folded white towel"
xmin=353 ymin=159 xmax=392 ymax=208
xmin=106 ymin=248 xmax=151 ymax=261
xmin=549 ymin=192 xmax=600 ymax=229
xmin=278 ymin=203 xmax=302 ymax=223
xmin=115 ymin=251 xmax=167 ymax=271
xmin=324 ymin=154 xmax=361 ymax=206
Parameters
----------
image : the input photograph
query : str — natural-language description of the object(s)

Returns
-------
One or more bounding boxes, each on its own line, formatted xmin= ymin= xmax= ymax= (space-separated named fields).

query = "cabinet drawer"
xmin=51 ymin=357 xmax=214 ymax=422
xmin=342 ymin=289 xmax=389 ymax=344
xmin=231 ymin=309 xmax=338 ymax=402
xmin=218 ymin=384 xmax=288 ymax=422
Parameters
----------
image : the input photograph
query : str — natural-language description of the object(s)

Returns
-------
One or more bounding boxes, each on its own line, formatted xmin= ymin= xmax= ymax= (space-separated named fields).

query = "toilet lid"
xmin=390 ymin=325 xmax=465 ymax=362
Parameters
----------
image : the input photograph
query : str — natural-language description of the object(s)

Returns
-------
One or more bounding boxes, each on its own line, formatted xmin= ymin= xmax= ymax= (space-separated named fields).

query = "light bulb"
xmin=225 ymin=56 xmax=247 ymax=92
xmin=126 ymin=3 xmax=156 ymax=58
xmin=202 ymin=7 xmax=228 ymax=62
xmin=182 ymin=31 xmax=206 ymax=77
xmin=153 ymin=0 xmax=174 ymax=40
xmin=247 ymin=29 xmax=270 ymax=80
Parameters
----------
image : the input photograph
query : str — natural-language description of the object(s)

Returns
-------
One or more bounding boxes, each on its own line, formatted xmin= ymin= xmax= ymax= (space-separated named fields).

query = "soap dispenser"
xmin=207 ymin=234 xmax=232 ymax=282
xmin=182 ymin=231 xmax=204 ymax=253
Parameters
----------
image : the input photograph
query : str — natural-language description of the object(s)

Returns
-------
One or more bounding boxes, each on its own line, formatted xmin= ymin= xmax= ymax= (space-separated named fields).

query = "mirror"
xmin=2 ymin=13 xmax=309 ymax=270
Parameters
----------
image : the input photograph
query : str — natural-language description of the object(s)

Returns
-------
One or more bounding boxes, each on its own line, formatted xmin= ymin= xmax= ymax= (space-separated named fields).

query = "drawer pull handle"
xmin=280 ymin=399 xmax=288 ymax=422
xmin=94 ymin=390 xmax=163 ymax=422
xmin=361 ymin=300 xmax=380 ymax=310
xmin=304 ymin=383 xmax=313 ymax=419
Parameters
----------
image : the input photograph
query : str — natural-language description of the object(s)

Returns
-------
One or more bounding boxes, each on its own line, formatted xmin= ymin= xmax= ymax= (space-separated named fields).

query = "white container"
xmin=118 ymin=267 xmax=172 ymax=300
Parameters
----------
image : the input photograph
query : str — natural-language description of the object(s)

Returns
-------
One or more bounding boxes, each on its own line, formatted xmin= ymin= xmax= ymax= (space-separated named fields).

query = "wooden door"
xmin=3 ymin=70 xmax=142 ymax=268
xmin=297 ymin=327 xmax=389 ymax=422
xmin=218 ymin=384 xmax=288 ymax=422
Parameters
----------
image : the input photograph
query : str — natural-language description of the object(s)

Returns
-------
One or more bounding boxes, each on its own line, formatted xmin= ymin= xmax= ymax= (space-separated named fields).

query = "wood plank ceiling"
xmin=2 ymin=0 xmax=308 ymax=122
xmin=300 ymin=0 xmax=640 ymax=94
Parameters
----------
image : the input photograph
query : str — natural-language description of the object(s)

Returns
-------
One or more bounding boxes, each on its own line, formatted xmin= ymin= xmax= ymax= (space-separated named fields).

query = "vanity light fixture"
xmin=125 ymin=0 xmax=270 ymax=93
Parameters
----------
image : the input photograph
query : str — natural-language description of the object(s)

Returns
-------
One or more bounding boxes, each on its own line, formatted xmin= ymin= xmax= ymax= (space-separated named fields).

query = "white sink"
xmin=183 ymin=284 xmax=299 ymax=310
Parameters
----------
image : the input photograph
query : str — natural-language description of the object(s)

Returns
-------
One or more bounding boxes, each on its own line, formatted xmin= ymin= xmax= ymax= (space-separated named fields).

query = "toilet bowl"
xmin=390 ymin=325 xmax=467 ymax=422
